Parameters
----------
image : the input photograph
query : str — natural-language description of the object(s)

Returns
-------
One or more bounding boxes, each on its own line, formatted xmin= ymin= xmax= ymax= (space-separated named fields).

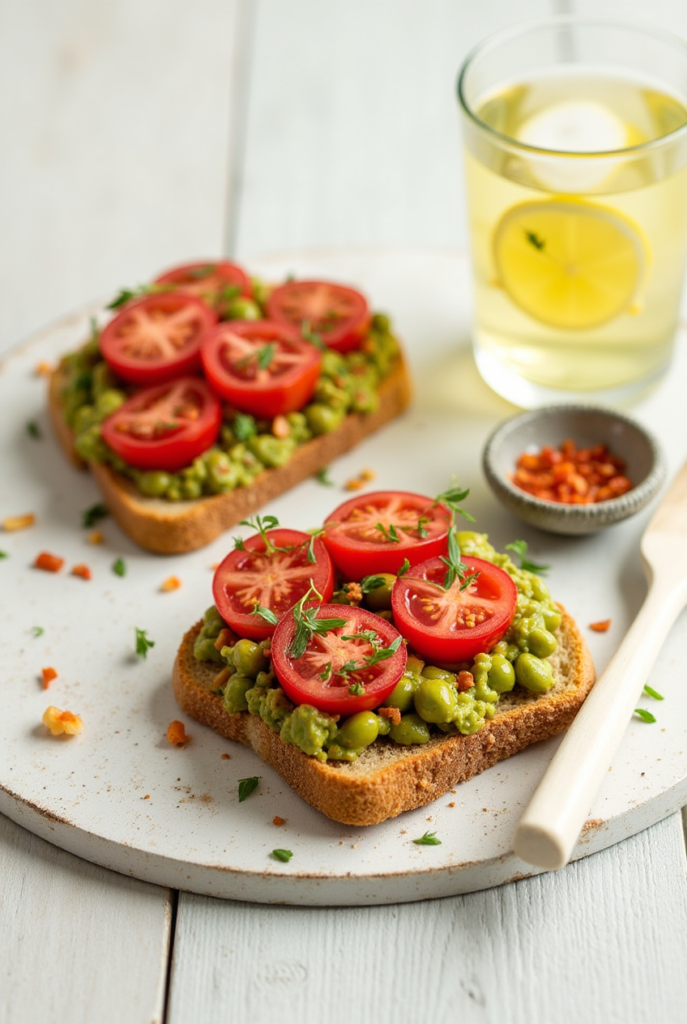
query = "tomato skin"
xmin=272 ymin=604 xmax=407 ymax=716
xmin=323 ymin=491 xmax=453 ymax=580
xmin=266 ymin=279 xmax=370 ymax=354
xmin=101 ymin=377 xmax=221 ymax=472
xmin=212 ymin=530 xmax=335 ymax=642
xmin=100 ymin=292 xmax=217 ymax=385
xmin=200 ymin=320 xmax=322 ymax=418
xmin=391 ymin=556 xmax=518 ymax=668
xmin=154 ymin=260 xmax=252 ymax=312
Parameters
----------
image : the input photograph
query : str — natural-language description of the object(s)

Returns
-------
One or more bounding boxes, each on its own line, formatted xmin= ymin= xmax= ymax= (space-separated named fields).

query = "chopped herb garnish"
xmin=112 ymin=556 xmax=126 ymax=577
xmin=272 ymin=848 xmax=293 ymax=862
xmin=360 ymin=574 xmax=387 ymax=593
xmin=32 ymin=626 xmax=44 ymax=638
xmin=306 ymin=528 xmax=324 ymax=564
xmin=233 ymin=536 xmax=246 ymax=551
xmin=301 ymin=319 xmax=326 ymax=349
xmin=106 ymin=283 xmax=158 ymax=310
xmin=251 ymin=603 xmax=279 ymax=626
xmin=439 ymin=531 xmax=471 ymax=591
xmin=135 ymin=628 xmax=155 ymax=658
xmin=634 ymin=708 xmax=657 ymax=723
xmin=82 ymin=502 xmax=109 ymax=529
xmin=644 ymin=684 xmax=664 ymax=701
xmin=413 ymin=831 xmax=442 ymax=846
xmin=398 ymin=558 xmax=411 ymax=577
xmin=289 ymin=584 xmax=347 ymax=659
xmin=238 ymin=514 xmax=283 ymax=555
xmin=238 ymin=776 xmax=260 ymax=801
xmin=315 ymin=467 xmax=334 ymax=486
xmin=348 ymin=682 xmax=365 ymax=696
xmin=434 ymin=484 xmax=475 ymax=522
xmin=218 ymin=284 xmax=241 ymax=305
xmin=505 ymin=540 xmax=550 ymax=576
xmin=376 ymin=522 xmax=400 ymax=543
xmin=0 ymin=551 xmax=7 ymax=559
xmin=26 ymin=420 xmax=41 ymax=439
xmin=188 ymin=264 xmax=216 ymax=279
xmin=415 ymin=517 xmax=430 ymax=538
xmin=318 ymin=662 xmax=332 ymax=681
xmin=525 ymin=229 xmax=545 ymax=251
xmin=232 ymin=412 xmax=257 ymax=441
xmin=336 ymin=635 xmax=402 ymax=678
xmin=235 ymin=342 xmax=276 ymax=372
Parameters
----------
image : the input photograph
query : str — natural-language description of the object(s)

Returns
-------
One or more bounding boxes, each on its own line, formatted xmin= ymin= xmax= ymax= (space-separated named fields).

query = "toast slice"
xmin=172 ymin=609 xmax=595 ymax=826
xmin=48 ymin=354 xmax=412 ymax=554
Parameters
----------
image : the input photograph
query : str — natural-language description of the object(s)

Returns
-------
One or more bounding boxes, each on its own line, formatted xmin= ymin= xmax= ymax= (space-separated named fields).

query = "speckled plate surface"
xmin=2 ymin=247 xmax=687 ymax=905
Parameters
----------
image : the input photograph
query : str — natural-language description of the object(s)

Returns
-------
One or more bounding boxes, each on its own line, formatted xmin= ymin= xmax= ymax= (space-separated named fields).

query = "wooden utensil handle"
xmin=513 ymin=575 xmax=687 ymax=870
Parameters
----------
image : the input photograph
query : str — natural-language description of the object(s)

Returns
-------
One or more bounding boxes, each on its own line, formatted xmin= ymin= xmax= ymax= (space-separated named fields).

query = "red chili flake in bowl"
xmin=511 ymin=440 xmax=633 ymax=505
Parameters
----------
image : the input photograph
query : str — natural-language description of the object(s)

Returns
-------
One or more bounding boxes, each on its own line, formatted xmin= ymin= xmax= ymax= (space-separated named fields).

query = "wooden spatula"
xmin=513 ymin=460 xmax=687 ymax=870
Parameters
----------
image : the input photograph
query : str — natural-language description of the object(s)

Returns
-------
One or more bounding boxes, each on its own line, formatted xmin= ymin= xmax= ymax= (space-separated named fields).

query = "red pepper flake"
xmin=221 ymin=753 xmax=231 ymax=760
xmin=161 ymin=575 xmax=181 ymax=592
xmin=71 ymin=563 xmax=92 ymax=581
xmin=35 ymin=551 xmax=65 ymax=573
xmin=589 ymin=619 xmax=612 ymax=632
xmin=377 ymin=706 xmax=402 ymax=726
xmin=273 ymin=816 xmax=286 ymax=826
xmin=511 ymin=440 xmax=633 ymax=505
xmin=167 ymin=720 xmax=188 ymax=746
xmin=42 ymin=666 xmax=58 ymax=688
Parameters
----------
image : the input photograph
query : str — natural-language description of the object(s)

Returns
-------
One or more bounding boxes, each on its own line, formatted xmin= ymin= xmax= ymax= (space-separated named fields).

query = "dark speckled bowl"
xmin=482 ymin=405 xmax=666 ymax=535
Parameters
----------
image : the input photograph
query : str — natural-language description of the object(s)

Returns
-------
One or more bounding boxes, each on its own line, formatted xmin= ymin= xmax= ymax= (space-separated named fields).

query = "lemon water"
xmin=464 ymin=70 xmax=687 ymax=402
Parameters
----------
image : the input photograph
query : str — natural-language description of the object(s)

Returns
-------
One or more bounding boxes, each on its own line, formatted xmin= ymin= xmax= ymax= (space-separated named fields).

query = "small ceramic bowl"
xmin=482 ymin=405 xmax=666 ymax=535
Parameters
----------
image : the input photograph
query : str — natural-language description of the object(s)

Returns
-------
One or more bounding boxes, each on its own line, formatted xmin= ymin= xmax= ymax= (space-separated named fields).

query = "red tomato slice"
xmin=155 ymin=260 xmax=252 ymax=315
xmin=266 ymin=279 xmax=370 ymax=354
xmin=201 ymin=320 xmax=322 ymax=418
xmin=100 ymin=293 xmax=217 ymax=385
xmin=101 ymin=377 xmax=221 ymax=472
xmin=323 ymin=491 xmax=453 ymax=580
xmin=272 ymin=604 xmax=407 ymax=716
xmin=391 ymin=556 xmax=517 ymax=668
xmin=213 ymin=529 xmax=334 ymax=642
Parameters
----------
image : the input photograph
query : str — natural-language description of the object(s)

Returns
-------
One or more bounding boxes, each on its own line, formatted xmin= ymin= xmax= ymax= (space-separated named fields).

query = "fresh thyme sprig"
xmin=439 ymin=531 xmax=479 ymax=591
xmin=434 ymin=484 xmax=475 ymax=522
xmin=505 ymin=539 xmax=550 ymax=576
xmin=290 ymin=583 xmax=348 ymax=659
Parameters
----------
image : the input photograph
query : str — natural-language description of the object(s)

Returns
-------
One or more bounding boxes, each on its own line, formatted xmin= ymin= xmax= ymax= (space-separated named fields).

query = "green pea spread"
xmin=58 ymin=301 xmax=400 ymax=502
xmin=193 ymin=533 xmax=561 ymax=762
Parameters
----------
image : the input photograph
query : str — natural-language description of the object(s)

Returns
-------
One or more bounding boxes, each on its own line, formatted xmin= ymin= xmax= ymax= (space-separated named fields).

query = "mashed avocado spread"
xmin=193 ymin=533 xmax=561 ymax=762
xmin=58 ymin=299 xmax=400 ymax=502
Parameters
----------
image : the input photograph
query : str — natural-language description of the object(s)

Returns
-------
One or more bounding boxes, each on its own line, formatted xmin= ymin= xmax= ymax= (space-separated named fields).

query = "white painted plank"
xmin=0 ymin=0 xmax=245 ymax=351
xmin=0 ymin=813 xmax=172 ymax=1024
xmin=235 ymin=0 xmax=550 ymax=258
xmin=166 ymin=813 xmax=687 ymax=1024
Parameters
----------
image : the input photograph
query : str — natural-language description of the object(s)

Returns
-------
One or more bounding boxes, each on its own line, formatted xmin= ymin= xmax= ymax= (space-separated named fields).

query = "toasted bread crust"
xmin=48 ymin=355 xmax=412 ymax=553
xmin=172 ymin=609 xmax=595 ymax=825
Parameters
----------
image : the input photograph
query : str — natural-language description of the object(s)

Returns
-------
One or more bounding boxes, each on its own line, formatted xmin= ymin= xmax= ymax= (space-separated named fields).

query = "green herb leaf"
xmin=289 ymin=583 xmax=347 ymax=659
xmin=459 ymin=572 xmax=481 ymax=592
xmin=188 ymin=264 xmax=216 ymax=279
xmin=233 ymin=536 xmax=246 ymax=551
xmin=643 ymin=684 xmax=664 ymax=701
xmin=439 ymin=531 xmax=468 ymax=590
xmin=306 ymin=528 xmax=324 ymax=564
xmin=238 ymin=514 xmax=282 ymax=555
xmin=272 ymin=848 xmax=293 ymax=862
xmin=232 ymin=412 xmax=257 ymax=442
xmin=235 ymin=342 xmax=276 ymax=372
xmin=634 ymin=708 xmax=657 ymax=723
xmin=251 ymin=603 xmax=279 ymax=626
xmin=505 ymin=540 xmax=550 ymax=576
xmin=26 ymin=420 xmax=41 ymax=440
xmin=434 ymin=484 xmax=475 ymax=522
xmin=112 ymin=557 xmax=126 ymax=577
xmin=32 ymin=626 xmax=44 ymax=638
xmin=82 ymin=502 xmax=109 ymax=529
xmin=360 ymin=574 xmax=387 ymax=593
xmin=348 ymin=682 xmax=365 ymax=695
xmin=315 ymin=467 xmax=334 ymax=487
xmin=525 ymin=229 xmax=545 ymax=251
xmin=376 ymin=522 xmax=400 ymax=543
xmin=218 ymin=284 xmax=241 ymax=306
xmin=0 ymin=551 xmax=8 ymax=559
xmin=135 ymin=628 xmax=155 ymax=659
xmin=238 ymin=776 xmax=260 ymax=801
xmin=413 ymin=831 xmax=442 ymax=846
xmin=398 ymin=558 xmax=410 ymax=577
xmin=106 ymin=283 xmax=158 ymax=310
xmin=301 ymin=319 xmax=326 ymax=349
xmin=318 ymin=662 xmax=332 ymax=681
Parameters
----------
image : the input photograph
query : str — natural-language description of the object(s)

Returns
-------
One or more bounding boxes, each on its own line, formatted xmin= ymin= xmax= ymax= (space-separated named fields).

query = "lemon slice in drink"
xmin=493 ymin=199 xmax=648 ymax=330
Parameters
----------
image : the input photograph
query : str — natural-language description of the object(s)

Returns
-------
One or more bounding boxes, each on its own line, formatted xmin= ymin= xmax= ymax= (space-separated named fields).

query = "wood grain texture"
xmin=234 ymin=0 xmax=550 ymax=257
xmin=0 ymin=813 xmax=172 ymax=1024
xmin=166 ymin=813 xmax=687 ymax=1024
xmin=0 ymin=0 xmax=245 ymax=350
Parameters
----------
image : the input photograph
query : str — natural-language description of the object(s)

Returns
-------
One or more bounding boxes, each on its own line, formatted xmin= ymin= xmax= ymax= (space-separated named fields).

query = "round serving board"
xmin=2 ymin=247 xmax=686 ymax=906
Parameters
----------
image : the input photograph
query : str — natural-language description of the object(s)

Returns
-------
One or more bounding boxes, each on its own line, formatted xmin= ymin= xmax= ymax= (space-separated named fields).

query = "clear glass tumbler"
xmin=457 ymin=15 xmax=687 ymax=407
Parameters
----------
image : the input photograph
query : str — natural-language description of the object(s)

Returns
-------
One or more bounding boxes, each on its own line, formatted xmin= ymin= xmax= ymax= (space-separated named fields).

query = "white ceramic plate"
xmin=2 ymin=247 xmax=686 ymax=905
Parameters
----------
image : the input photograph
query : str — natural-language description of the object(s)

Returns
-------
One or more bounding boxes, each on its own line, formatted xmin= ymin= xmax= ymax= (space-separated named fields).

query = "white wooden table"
xmin=3 ymin=2 xmax=687 ymax=1021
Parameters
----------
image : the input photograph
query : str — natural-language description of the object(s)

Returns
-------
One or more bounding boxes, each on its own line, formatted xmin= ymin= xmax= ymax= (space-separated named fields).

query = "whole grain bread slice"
xmin=48 ymin=354 xmax=412 ymax=553
xmin=172 ymin=609 xmax=595 ymax=826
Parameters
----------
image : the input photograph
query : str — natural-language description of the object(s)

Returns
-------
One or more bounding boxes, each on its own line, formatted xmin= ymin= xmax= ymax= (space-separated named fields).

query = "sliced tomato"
xmin=100 ymin=293 xmax=217 ymax=385
xmin=155 ymin=260 xmax=252 ymax=315
xmin=266 ymin=279 xmax=370 ymax=353
xmin=200 ymin=320 xmax=321 ymax=418
xmin=212 ymin=529 xmax=334 ymax=642
xmin=101 ymin=377 xmax=221 ymax=471
xmin=323 ymin=491 xmax=453 ymax=580
xmin=272 ymin=604 xmax=406 ymax=716
xmin=391 ymin=556 xmax=518 ymax=668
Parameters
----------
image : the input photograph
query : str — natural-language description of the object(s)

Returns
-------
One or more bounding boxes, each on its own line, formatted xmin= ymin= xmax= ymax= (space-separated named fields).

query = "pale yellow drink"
xmin=459 ymin=20 xmax=687 ymax=405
